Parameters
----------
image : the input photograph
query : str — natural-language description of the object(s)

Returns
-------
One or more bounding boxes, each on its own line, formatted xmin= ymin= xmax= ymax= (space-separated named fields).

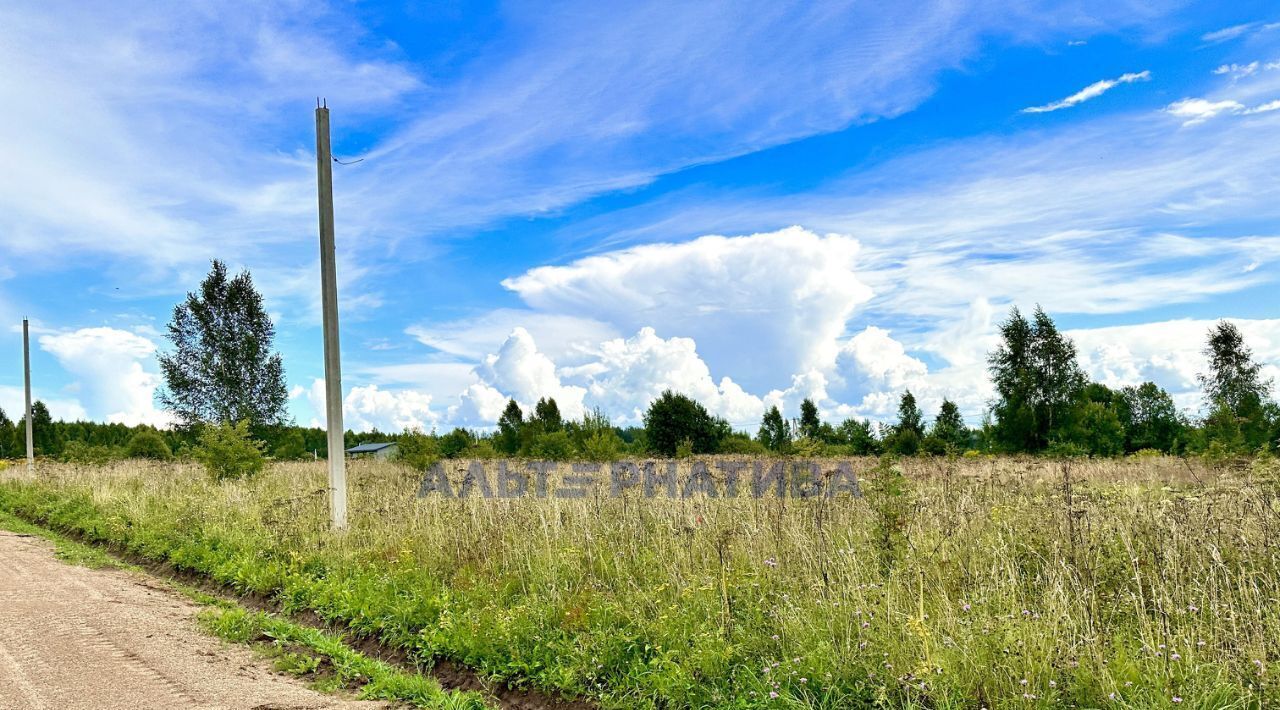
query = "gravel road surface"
xmin=0 ymin=529 xmax=384 ymax=710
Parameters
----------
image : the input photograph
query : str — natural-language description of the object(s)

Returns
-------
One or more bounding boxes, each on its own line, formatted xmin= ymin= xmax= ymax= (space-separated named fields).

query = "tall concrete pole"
xmin=315 ymin=101 xmax=348 ymax=530
xmin=23 ymin=318 xmax=34 ymax=471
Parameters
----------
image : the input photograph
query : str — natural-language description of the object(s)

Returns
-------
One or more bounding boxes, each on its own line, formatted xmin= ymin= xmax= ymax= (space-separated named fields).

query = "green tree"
xmin=929 ymin=399 xmax=969 ymax=452
xmin=1199 ymin=321 xmax=1272 ymax=450
xmin=18 ymin=401 xmax=61 ymax=457
xmin=158 ymin=260 xmax=289 ymax=429
xmin=643 ymin=390 xmax=728 ymax=457
xmin=757 ymin=405 xmax=792 ymax=453
xmin=126 ymin=430 xmax=173 ymax=460
xmin=272 ymin=429 xmax=308 ymax=460
xmin=1119 ymin=382 xmax=1184 ymax=453
xmin=836 ymin=418 xmax=881 ymax=455
xmin=0 ymin=407 xmax=11 ymax=458
xmin=798 ymin=398 xmax=821 ymax=440
xmin=396 ymin=429 xmax=442 ymax=471
xmin=988 ymin=306 xmax=1087 ymax=452
xmin=496 ymin=399 xmax=524 ymax=455
xmin=193 ymin=421 xmax=265 ymax=481
xmin=532 ymin=397 xmax=563 ymax=433
xmin=885 ymin=391 xmax=923 ymax=455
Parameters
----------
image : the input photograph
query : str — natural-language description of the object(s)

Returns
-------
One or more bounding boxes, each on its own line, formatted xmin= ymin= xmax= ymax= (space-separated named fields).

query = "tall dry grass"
xmin=2 ymin=454 xmax=1277 ymax=708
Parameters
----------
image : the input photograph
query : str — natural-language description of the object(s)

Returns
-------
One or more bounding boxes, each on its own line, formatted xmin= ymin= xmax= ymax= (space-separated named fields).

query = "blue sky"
xmin=2 ymin=0 xmax=1279 ymax=433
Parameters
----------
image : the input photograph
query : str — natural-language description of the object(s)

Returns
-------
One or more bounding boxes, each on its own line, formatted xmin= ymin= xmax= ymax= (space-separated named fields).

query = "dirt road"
xmin=0 ymin=530 xmax=383 ymax=710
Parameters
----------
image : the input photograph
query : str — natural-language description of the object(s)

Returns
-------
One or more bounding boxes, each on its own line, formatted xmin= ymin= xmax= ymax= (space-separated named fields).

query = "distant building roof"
xmin=345 ymin=442 xmax=397 ymax=453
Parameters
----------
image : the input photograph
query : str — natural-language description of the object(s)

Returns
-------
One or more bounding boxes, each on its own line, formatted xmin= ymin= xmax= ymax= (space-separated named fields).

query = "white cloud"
xmin=1165 ymin=98 xmax=1246 ymax=125
xmin=406 ymin=310 xmax=617 ymax=364
xmin=1201 ymin=23 xmax=1260 ymax=43
xmin=37 ymin=327 xmax=169 ymax=427
xmin=1070 ymin=318 xmax=1280 ymax=411
xmin=0 ymin=386 xmax=86 ymax=425
xmin=449 ymin=328 xmax=587 ymax=427
xmin=574 ymin=327 xmax=765 ymax=428
xmin=1214 ymin=62 xmax=1260 ymax=80
xmin=307 ymin=379 xmax=439 ymax=433
xmin=1022 ymin=71 xmax=1150 ymax=113
xmin=1244 ymin=99 xmax=1280 ymax=114
xmin=504 ymin=227 xmax=873 ymax=393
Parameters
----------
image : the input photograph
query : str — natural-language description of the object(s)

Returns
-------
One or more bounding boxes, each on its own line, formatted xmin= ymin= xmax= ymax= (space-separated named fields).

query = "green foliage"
xmin=865 ymin=455 xmax=913 ymax=573
xmin=5 ymin=457 xmax=1280 ymax=708
xmin=271 ymin=429 xmax=308 ymax=460
xmin=438 ymin=428 xmax=476 ymax=458
xmin=158 ymin=259 xmax=289 ymax=428
xmin=496 ymin=399 xmax=524 ymax=455
xmin=643 ymin=390 xmax=729 ymax=456
xmin=757 ymin=405 xmax=792 ymax=453
xmin=528 ymin=430 xmax=574 ymax=460
xmin=798 ymin=398 xmax=821 ymax=439
xmin=193 ymin=421 xmax=265 ymax=481
xmin=532 ymin=397 xmax=563 ymax=432
xmin=716 ymin=433 xmax=768 ymax=455
xmin=1060 ymin=392 xmax=1127 ymax=457
xmin=61 ymin=440 xmax=120 ymax=466
xmin=929 ymin=398 xmax=969 ymax=453
xmin=1119 ymin=382 xmax=1184 ymax=453
xmin=835 ymin=417 xmax=881 ymax=455
xmin=1199 ymin=321 xmax=1273 ymax=451
xmin=988 ymin=306 xmax=1087 ymax=452
xmin=396 ymin=429 xmax=442 ymax=472
xmin=126 ymin=430 xmax=173 ymax=460
xmin=884 ymin=391 xmax=924 ymax=455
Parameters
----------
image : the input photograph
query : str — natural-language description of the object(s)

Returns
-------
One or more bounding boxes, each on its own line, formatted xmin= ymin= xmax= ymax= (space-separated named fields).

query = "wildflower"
xmin=1049 ymin=680 xmax=1057 ymax=688
xmin=1171 ymin=653 xmax=1181 ymax=661
xmin=769 ymin=691 xmax=779 ymax=699
xmin=1173 ymin=696 xmax=1182 ymax=703
xmin=799 ymin=677 xmax=807 ymax=684
xmin=1197 ymin=640 xmax=1206 ymax=647
xmin=771 ymin=634 xmax=779 ymax=640
xmin=764 ymin=557 xmax=778 ymax=568
xmin=1023 ymin=693 xmax=1036 ymax=700
xmin=1188 ymin=603 xmax=1199 ymax=612
xmin=862 ymin=621 xmax=870 ymax=629
xmin=1109 ymin=692 xmax=1116 ymax=700
xmin=1020 ymin=678 xmax=1029 ymax=686
xmin=962 ymin=602 xmax=971 ymax=612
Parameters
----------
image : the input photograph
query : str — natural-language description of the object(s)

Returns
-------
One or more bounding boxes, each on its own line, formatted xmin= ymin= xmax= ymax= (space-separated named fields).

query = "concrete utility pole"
xmin=315 ymin=100 xmax=348 ymax=530
xmin=23 ymin=318 xmax=33 ymax=471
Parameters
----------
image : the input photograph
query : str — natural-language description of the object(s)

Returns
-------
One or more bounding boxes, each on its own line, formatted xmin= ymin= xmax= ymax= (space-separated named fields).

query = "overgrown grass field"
xmin=2 ymin=456 xmax=1278 ymax=708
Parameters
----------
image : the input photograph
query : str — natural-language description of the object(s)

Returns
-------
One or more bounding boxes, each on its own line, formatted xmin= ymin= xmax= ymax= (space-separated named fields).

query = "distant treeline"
xmin=391 ymin=307 xmax=1280 ymax=464
xmin=3 ymin=304 xmax=1275 ymax=465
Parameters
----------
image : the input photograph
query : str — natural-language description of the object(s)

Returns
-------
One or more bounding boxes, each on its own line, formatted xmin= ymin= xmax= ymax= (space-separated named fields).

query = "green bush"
xmin=396 ymin=430 xmax=442 ymax=472
xmin=126 ymin=430 xmax=173 ymax=461
xmin=716 ymin=433 xmax=768 ymax=455
xmin=61 ymin=440 xmax=120 ymax=466
xmin=529 ymin=430 xmax=574 ymax=460
xmin=580 ymin=429 xmax=624 ymax=462
xmin=193 ymin=421 xmax=265 ymax=481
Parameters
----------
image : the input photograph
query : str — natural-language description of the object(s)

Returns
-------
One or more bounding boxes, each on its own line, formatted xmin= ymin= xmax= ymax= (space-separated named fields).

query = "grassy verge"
xmin=0 ymin=507 xmax=490 ymax=710
xmin=1 ymin=457 xmax=1278 ymax=708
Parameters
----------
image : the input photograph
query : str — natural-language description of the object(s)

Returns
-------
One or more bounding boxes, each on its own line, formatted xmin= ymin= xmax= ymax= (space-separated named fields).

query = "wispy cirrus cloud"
xmin=1022 ymin=71 xmax=1151 ymax=113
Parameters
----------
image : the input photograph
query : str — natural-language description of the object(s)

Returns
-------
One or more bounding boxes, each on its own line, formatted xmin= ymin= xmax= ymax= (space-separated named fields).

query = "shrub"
xmin=580 ymin=429 xmax=624 ymax=462
xmin=61 ymin=441 xmax=120 ymax=466
xmin=193 ymin=421 xmax=265 ymax=481
xmin=717 ymin=434 xmax=768 ymax=455
xmin=529 ymin=430 xmax=574 ymax=460
xmin=866 ymin=455 xmax=913 ymax=573
xmin=126 ymin=430 xmax=173 ymax=461
xmin=791 ymin=436 xmax=825 ymax=457
xmin=272 ymin=430 xmax=308 ymax=460
xmin=397 ymin=430 xmax=442 ymax=472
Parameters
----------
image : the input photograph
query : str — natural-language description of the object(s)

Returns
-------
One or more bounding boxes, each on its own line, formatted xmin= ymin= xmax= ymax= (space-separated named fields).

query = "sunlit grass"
xmin=2 ymin=455 xmax=1277 ymax=708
